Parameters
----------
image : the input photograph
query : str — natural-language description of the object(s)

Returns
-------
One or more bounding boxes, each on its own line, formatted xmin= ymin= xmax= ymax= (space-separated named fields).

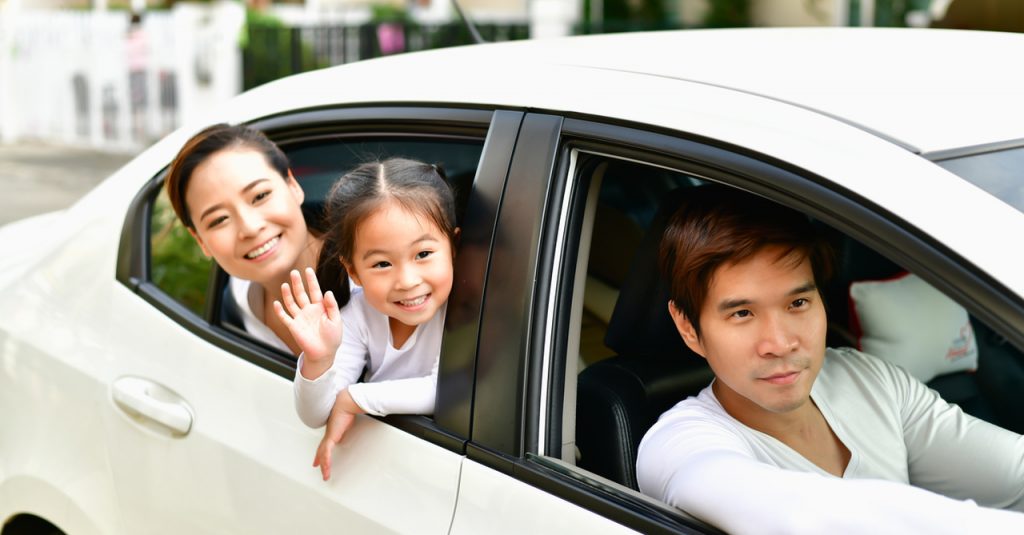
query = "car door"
xmin=449 ymin=113 xmax=1024 ymax=534
xmin=102 ymin=107 xmax=516 ymax=534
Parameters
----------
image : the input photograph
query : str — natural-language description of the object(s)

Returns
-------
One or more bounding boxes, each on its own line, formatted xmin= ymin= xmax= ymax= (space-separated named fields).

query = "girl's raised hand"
xmin=274 ymin=267 xmax=342 ymax=379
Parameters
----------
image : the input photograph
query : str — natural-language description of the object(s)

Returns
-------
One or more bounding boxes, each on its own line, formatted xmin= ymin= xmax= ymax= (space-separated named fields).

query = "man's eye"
xmin=731 ymin=310 xmax=751 ymax=319
xmin=416 ymin=250 xmax=434 ymax=260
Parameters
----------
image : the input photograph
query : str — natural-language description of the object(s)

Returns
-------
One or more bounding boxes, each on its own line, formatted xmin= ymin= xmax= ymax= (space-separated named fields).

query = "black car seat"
xmin=576 ymin=187 xmax=712 ymax=490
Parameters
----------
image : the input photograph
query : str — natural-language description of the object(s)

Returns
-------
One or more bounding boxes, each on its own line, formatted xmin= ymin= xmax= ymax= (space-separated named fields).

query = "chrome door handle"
xmin=111 ymin=376 xmax=194 ymax=436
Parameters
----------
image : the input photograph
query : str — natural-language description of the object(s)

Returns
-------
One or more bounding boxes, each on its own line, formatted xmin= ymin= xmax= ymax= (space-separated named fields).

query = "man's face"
xmin=669 ymin=245 xmax=827 ymax=423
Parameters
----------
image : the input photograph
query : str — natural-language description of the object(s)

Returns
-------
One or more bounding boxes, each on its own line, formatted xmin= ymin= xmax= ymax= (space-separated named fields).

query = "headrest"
xmin=605 ymin=188 xmax=695 ymax=360
xmin=849 ymin=272 xmax=978 ymax=383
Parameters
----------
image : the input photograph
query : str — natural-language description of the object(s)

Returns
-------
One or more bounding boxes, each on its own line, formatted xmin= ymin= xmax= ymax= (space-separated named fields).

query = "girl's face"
xmin=346 ymin=200 xmax=455 ymax=336
xmin=185 ymin=148 xmax=310 ymax=286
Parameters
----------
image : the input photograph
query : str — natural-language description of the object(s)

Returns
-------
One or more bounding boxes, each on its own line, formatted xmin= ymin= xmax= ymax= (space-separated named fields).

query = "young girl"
xmin=275 ymin=158 xmax=458 ymax=480
xmin=166 ymin=123 xmax=322 ymax=355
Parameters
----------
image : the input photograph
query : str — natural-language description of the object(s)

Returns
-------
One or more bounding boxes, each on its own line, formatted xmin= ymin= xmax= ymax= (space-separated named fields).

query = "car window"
xmin=538 ymin=148 xmax=1024 ymax=529
xmin=150 ymin=189 xmax=213 ymax=316
xmin=146 ymin=134 xmax=484 ymax=349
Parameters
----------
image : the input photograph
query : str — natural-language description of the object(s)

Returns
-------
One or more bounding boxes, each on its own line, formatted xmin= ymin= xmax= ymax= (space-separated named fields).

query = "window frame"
xmin=469 ymin=112 xmax=1024 ymax=534
xmin=115 ymin=105 xmax=517 ymax=451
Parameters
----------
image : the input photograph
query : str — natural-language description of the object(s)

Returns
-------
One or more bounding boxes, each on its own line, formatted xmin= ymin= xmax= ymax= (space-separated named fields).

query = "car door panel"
xmin=102 ymin=284 xmax=462 ymax=534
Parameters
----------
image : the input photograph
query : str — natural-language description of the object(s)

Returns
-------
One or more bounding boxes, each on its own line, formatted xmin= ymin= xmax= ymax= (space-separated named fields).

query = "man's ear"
xmin=187 ymin=227 xmax=213 ymax=258
xmin=668 ymin=301 xmax=706 ymax=359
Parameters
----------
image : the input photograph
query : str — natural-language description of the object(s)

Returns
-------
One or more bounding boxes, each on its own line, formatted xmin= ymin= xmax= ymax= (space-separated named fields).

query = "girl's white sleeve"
xmin=347 ymin=354 xmax=438 ymax=417
xmin=292 ymin=309 xmax=368 ymax=428
xmin=637 ymin=420 xmax=1024 ymax=534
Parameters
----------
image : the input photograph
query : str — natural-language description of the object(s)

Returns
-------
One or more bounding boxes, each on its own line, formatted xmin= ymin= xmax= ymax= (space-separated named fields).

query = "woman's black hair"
xmin=316 ymin=158 xmax=457 ymax=306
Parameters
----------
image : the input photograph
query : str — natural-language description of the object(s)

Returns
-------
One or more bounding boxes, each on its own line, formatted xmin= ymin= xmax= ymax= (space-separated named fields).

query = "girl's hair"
xmin=316 ymin=158 xmax=457 ymax=306
xmin=165 ymin=123 xmax=289 ymax=230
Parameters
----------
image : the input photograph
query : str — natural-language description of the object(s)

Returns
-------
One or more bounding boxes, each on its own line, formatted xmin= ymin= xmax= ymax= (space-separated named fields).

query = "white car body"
xmin=2 ymin=28 xmax=1023 ymax=534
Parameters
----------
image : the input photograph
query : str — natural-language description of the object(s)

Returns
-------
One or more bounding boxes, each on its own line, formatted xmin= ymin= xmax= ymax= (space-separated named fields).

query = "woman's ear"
xmin=187 ymin=227 xmax=213 ymax=258
xmin=286 ymin=169 xmax=305 ymax=204
xmin=668 ymin=301 xmax=706 ymax=359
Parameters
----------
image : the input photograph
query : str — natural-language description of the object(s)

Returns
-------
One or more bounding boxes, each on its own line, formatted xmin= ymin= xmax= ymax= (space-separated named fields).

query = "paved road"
xmin=0 ymin=143 xmax=136 ymax=226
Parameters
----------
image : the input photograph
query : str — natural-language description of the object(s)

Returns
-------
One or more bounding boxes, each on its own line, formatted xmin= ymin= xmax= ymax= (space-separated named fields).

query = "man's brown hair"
xmin=658 ymin=185 xmax=834 ymax=337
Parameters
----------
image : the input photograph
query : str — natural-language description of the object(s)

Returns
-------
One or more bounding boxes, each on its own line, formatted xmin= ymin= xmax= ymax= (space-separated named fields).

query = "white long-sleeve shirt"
xmin=637 ymin=348 xmax=1024 ymax=534
xmin=293 ymin=291 xmax=443 ymax=426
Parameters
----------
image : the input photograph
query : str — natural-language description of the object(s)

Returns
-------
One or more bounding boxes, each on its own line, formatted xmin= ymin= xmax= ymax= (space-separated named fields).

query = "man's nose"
xmin=756 ymin=313 xmax=798 ymax=358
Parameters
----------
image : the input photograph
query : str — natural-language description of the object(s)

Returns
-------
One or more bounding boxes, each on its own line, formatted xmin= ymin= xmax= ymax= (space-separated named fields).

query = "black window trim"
xmin=115 ymin=105 xmax=509 ymax=454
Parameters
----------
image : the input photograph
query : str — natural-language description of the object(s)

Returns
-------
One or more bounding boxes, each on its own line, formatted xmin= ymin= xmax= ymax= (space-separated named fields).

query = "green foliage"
xmin=370 ymin=4 xmax=410 ymax=24
xmin=150 ymin=192 xmax=211 ymax=316
xmin=705 ymin=0 xmax=751 ymax=28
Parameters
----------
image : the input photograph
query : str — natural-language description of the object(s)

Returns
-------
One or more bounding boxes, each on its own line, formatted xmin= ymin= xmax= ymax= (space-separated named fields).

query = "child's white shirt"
xmin=293 ymin=291 xmax=444 ymax=426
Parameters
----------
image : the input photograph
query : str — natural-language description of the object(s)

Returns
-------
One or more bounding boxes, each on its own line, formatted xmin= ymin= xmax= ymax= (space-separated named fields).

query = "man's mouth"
xmin=245 ymin=236 xmax=280 ymax=259
xmin=760 ymin=370 xmax=801 ymax=385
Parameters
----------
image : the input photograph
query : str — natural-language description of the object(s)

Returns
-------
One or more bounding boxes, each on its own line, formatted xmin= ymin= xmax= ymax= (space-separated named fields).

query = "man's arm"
xmin=893 ymin=363 xmax=1024 ymax=511
xmin=637 ymin=417 xmax=1024 ymax=534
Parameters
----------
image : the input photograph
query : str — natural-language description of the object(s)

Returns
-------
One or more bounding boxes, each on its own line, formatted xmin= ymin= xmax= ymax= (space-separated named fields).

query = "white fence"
xmin=0 ymin=2 xmax=244 ymax=152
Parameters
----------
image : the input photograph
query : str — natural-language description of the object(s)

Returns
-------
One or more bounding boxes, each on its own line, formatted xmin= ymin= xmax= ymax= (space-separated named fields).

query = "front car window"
xmin=936 ymin=145 xmax=1024 ymax=213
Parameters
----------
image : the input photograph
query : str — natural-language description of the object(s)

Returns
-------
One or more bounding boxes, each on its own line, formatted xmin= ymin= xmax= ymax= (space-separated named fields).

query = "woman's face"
xmin=185 ymin=148 xmax=311 ymax=286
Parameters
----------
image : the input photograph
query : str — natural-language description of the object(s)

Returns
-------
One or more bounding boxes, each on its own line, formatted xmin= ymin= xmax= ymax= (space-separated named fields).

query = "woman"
xmin=166 ymin=123 xmax=322 ymax=355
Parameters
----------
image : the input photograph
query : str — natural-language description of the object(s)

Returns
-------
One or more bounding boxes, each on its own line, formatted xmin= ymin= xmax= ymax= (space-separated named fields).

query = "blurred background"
xmin=0 ymin=0 xmax=1021 ymax=222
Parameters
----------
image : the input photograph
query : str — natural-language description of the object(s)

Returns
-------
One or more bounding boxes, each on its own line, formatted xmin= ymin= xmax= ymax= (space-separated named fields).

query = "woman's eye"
xmin=253 ymin=191 xmax=271 ymax=203
xmin=416 ymin=250 xmax=434 ymax=260
xmin=207 ymin=215 xmax=228 ymax=229
xmin=791 ymin=298 xmax=809 ymax=309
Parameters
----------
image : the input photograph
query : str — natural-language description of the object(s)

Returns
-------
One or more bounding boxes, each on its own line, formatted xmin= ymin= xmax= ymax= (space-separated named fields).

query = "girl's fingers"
xmin=272 ymin=300 xmax=292 ymax=325
xmin=280 ymin=282 xmax=301 ymax=318
xmin=305 ymin=267 xmax=323 ymax=304
xmin=323 ymin=291 xmax=340 ymax=322
xmin=290 ymin=269 xmax=311 ymax=307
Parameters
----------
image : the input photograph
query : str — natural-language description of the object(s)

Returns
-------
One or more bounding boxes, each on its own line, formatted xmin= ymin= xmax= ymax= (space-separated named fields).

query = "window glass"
xmin=554 ymin=152 xmax=1024 ymax=520
xmin=146 ymin=134 xmax=484 ymax=330
xmin=937 ymin=146 xmax=1024 ymax=214
xmin=150 ymin=189 xmax=213 ymax=316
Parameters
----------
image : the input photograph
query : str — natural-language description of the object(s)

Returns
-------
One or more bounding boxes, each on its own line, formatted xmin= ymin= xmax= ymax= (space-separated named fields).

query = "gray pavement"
xmin=0 ymin=143 xmax=136 ymax=226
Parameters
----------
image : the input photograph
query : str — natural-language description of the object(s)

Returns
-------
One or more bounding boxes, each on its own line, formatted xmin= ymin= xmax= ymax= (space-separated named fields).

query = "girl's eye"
xmin=372 ymin=261 xmax=392 ymax=269
xmin=416 ymin=250 xmax=434 ymax=260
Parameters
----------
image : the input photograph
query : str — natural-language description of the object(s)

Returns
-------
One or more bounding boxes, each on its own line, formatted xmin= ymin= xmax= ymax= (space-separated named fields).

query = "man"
xmin=636 ymin=185 xmax=1024 ymax=534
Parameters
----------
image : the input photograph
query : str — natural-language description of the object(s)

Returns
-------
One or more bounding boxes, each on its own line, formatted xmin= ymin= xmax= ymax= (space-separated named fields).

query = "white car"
xmin=3 ymin=28 xmax=1024 ymax=535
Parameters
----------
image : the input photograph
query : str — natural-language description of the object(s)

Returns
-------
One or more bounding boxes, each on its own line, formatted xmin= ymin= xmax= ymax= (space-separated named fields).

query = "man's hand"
xmin=274 ymin=268 xmax=342 ymax=379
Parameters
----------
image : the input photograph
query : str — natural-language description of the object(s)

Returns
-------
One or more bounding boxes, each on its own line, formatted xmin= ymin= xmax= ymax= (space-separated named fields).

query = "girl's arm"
xmin=346 ymin=355 xmax=439 ymax=416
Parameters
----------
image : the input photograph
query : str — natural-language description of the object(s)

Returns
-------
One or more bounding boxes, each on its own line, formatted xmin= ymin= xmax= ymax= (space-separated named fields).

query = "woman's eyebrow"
xmin=197 ymin=179 xmax=271 ymax=222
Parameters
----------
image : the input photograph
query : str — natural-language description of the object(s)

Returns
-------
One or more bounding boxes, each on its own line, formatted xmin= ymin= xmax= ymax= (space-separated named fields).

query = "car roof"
xmin=233 ymin=27 xmax=1024 ymax=156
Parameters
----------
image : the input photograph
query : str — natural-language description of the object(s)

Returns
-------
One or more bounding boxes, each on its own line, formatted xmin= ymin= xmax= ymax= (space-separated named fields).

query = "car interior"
xmin=567 ymin=156 xmax=1024 ymax=491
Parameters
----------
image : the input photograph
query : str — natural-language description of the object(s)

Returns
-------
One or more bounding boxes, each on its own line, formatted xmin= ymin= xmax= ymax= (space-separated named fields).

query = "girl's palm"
xmin=274 ymin=268 xmax=342 ymax=362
